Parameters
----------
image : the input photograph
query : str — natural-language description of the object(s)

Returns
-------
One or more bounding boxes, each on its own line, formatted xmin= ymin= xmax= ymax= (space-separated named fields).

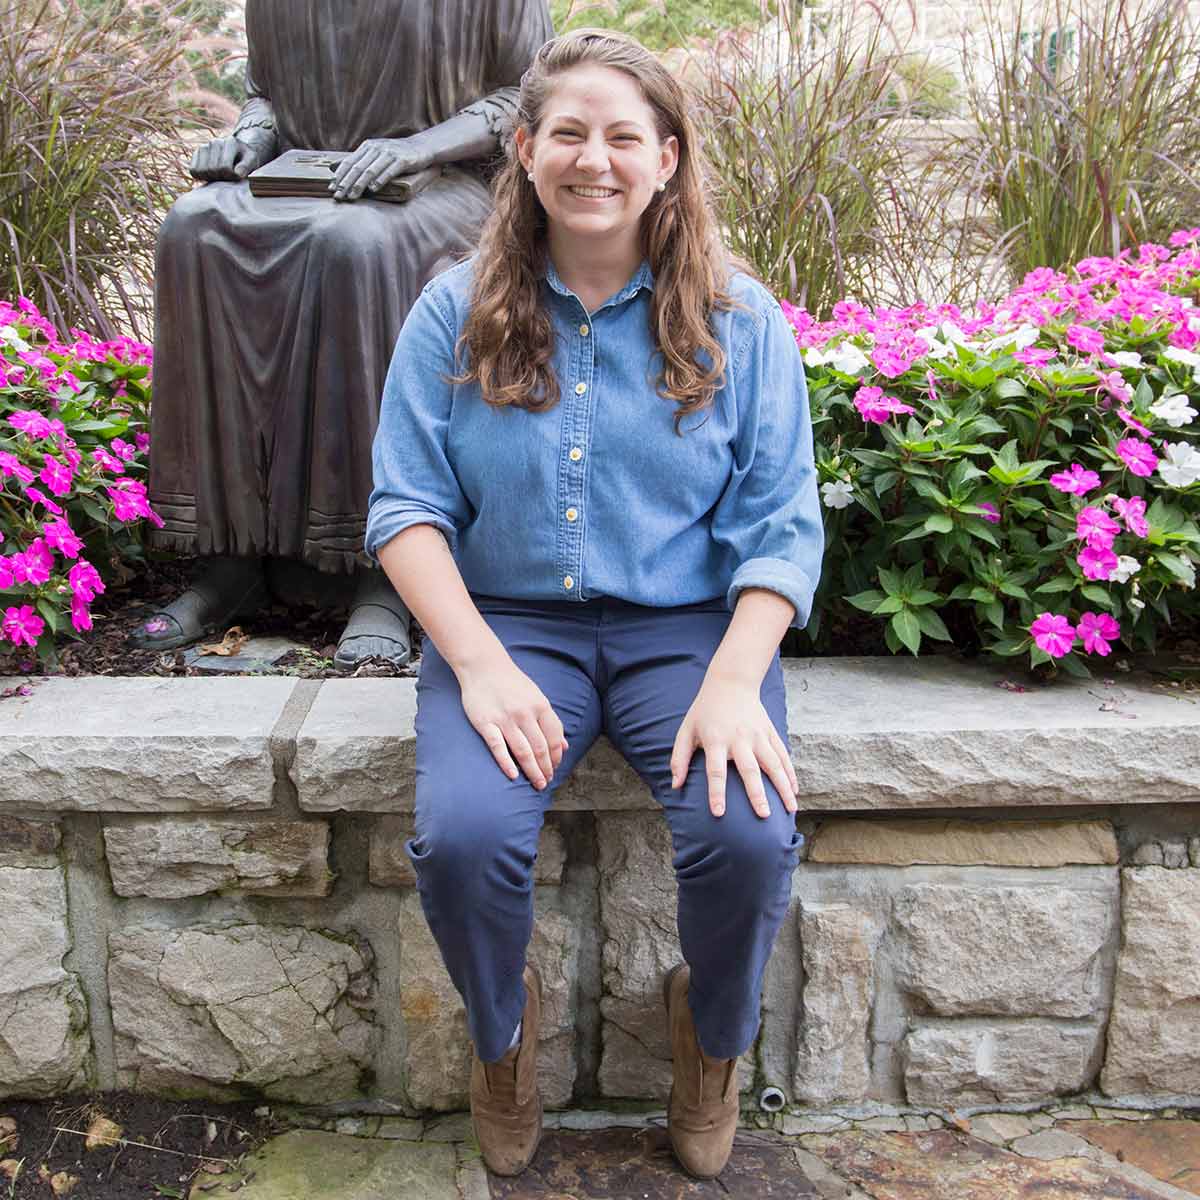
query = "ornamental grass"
xmin=0 ymin=0 xmax=224 ymax=339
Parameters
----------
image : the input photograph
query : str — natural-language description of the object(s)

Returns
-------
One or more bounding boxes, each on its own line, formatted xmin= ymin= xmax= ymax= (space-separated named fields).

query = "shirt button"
xmin=579 ymin=324 xmax=590 ymax=337
xmin=569 ymin=447 xmax=583 ymax=462
xmin=563 ymin=575 xmax=574 ymax=590
xmin=574 ymin=381 xmax=587 ymax=396
xmin=565 ymin=507 xmax=578 ymax=522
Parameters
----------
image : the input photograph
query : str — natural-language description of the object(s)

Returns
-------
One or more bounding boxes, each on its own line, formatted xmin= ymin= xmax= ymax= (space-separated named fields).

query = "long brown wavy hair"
xmin=454 ymin=28 xmax=742 ymax=435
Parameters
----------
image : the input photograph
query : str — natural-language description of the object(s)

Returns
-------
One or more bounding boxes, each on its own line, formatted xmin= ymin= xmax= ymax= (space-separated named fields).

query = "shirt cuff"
xmin=727 ymin=558 xmax=817 ymax=630
xmin=364 ymin=505 xmax=458 ymax=565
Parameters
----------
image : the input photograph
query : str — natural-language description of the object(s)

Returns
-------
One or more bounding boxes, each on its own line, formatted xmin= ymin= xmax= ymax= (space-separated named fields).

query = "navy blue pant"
xmin=408 ymin=593 xmax=802 ymax=1064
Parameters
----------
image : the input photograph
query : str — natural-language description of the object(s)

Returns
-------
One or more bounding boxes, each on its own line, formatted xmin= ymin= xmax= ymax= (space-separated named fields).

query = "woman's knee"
xmin=408 ymin=783 xmax=540 ymax=895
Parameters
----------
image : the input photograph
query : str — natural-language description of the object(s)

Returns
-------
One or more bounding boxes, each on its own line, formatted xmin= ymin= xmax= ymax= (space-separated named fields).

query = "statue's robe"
xmin=149 ymin=0 xmax=553 ymax=572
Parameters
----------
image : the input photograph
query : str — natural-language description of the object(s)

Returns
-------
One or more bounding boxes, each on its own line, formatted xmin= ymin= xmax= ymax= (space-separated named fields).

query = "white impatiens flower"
xmin=1164 ymin=345 xmax=1200 ymax=367
xmin=1111 ymin=555 xmax=1141 ymax=584
xmin=821 ymin=479 xmax=855 ymax=509
xmin=804 ymin=343 xmax=870 ymax=376
xmin=1108 ymin=350 xmax=1144 ymax=368
xmin=1149 ymin=393 xmax=1197 ymax=428
xmin=981 ymin=323 xmax=1040 ymax=354
xmin=1158 ymin=440 xmax=1200 ymax=487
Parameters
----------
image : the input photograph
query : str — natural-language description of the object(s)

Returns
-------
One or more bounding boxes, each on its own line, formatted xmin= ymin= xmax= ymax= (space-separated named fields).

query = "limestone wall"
xmin=0 ymin=660 xmax=1197 ymax=1119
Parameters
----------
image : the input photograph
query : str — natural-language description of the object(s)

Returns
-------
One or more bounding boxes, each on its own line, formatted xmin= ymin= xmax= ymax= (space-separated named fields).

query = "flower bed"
xmin=792 ymin=229 xmax=1200 ymax=675
xmin=0 ymin=299 xmax=158 ymax=665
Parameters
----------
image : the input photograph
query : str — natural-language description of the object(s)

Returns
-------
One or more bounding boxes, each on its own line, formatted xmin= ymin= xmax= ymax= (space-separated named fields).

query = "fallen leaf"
xmin=84 ymin=1115 xmax=123 ymax=1151
xmin=38 ymin=1163 xmax=51 ymax=1182
xmin=199 ymin=1159 xmax=227 ymax=1174
xmin=50 ymin=1169 xmax=81 ymax=1195
xmin=0 ymin=1115 xmax=16 ymax=1152
xmin=205 ymin=1120 xmax=218 ymax=1145
xmin=197 ymin=626 xmax=250 ymax=657
xmin=0 ymin=1159 xmax=21 ymax=1180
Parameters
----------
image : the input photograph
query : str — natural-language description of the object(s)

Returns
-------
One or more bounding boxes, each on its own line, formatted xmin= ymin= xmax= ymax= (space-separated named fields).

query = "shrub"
xmin=793 ymin=228 xmax=1200 ymax=675
xmin=0 ymin=0 xmax=223 ymax=339
xmin=942 ymin=0 xmax=1200 ymax=283
xmin=550 ymin=0 xmax=771 ymax=51
xmin=0 ymin=295 xmax=159 ymax=666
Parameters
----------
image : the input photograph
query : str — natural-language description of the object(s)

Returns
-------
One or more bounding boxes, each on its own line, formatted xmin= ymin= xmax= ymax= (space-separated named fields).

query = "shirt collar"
xmin=543 ymin=257 xmax=656 ymax=306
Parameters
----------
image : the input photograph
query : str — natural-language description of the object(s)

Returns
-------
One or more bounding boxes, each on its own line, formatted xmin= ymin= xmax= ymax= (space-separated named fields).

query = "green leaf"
xmin=907 ymin=588 xmax=942 ymax=606
xmin=36 ymin=599 xmax=60 ymax=634
xmin=890 ymin=608 xmax=922 ymax=655
xmin=985 ymin=599 xmax=1005 ymax=630
xmin=1080 ymin=585 xmax=1113 ymax=608
xmin=877 ymin=566 xmax=903 ymax=596
xmin=1058 ymin=653 xmax=1092 ymax=679
xmin=992 ymin=378 xmax=1030 ymax=400
xmin=1155 ymin=551 xmax=1197 ymax=587
xmin=845 ymin=589 xmax=886 ymax=613
xmin=914 ymin=606 xmax=953 ymax=641
xmin=997 ymin=580 xmax=1029 ymax=599
xmin=924 ymin=513 xmax=954 ymax=534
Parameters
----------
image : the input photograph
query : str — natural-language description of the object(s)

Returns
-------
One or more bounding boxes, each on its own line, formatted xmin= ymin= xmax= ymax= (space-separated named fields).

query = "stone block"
xmin=291 ymin=660 xmax=1200 ymax=812
xmin=0 ymin=678 xmax=293 ymax=811
xmin=595 ymin=813 xmax=753 ymax=1100
xmin=1191 ymin=836 xmax=1200 ymax=867
xmin=1162 ymin=840 xmax=1189 ymax=869
xmin=893 ymin=882 xmax=1114 ymax=1017
xmin=809 ymin=817 xmax=1118 ymax=867
xmin=108 ymin=923 xmax=376 ymax=1101
xmin=396 ymin=892 xmax=579 ymax=1111
xmin=370 ymin=817 xmax=565 ymax=888
xmin=904 ymin=1021 xmax=1103 ymax=1105
xmin=104 ymin=821 xmax=332 ymax=898
xmin=794 ymin=903 xmax=874 ymax=1104
xmin=0 ymin=866 xmax=91 ymax=1097
xmin=1132 ymin=842 xmax=1165 ymax=866
xmin=293 ymin=681 xmax=418 ymax=812
xmin=0 ymin=815 xmax=59 ymax=867
xmin=1102 ymin=867 xmax=1200 ymax=1097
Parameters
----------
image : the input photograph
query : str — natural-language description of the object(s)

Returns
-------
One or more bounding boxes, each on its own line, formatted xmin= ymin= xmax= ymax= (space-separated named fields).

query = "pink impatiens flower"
xmin=1078 ymin=544 xmax=1119 ymax=580
xmin=91 ymin=447 xmax=125 ymax=475
xmin=853 ymin=385 xmax=915 ymax=424
xmin=68 ymin=559 xmax=105 ymax=602
xmin=22 ymin=486 xmax=63 ymax=515
xmin=1066 ymin=324 xmax=1105 ymax=354
xmin=1030 ymin=612 xmax=1077 ymax=657
xmin=110 ymin=437 xmax=136 ymax=462
xmin=2 ymin=605 xmax=45 ymax=649
xmin=1116 ymin=438 xmax=1159 ymax=477
xmin=1077 ymin=611 xmax=1120 ymax=656
xmin=70 ymin=594 xmax=93 ymax=633
xmin=1113 ymin=495 xmax=1149 ymax=537
xmin=8 ymin=411 xmax=64 ymax=440
xmin=134 ymin=432 xmax=150 ymax=453
xmin=978 ymin=502 xmax=1001 ymax=523
xmin=1076 ymin=506 xmax=1120 ymax=549
xmin=43 ymin=518 xmax=83 ymax=559
xmin=1014 ymin=346 xmax=1056 ymax=367
xmin=1049 ymin=463 xmax=1101 ymax=495
xmin=1115 ymin=407 xmax=1150 ymax=437
xmin=39 ymin=454 xmax=73 ymax=497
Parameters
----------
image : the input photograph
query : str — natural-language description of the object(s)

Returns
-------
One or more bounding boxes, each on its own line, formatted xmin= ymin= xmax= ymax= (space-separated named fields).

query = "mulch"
xmin=0 ymin=554 xmax=418 ymax=681
xmin=0 ymin=1091 xmax=286 ymax=1199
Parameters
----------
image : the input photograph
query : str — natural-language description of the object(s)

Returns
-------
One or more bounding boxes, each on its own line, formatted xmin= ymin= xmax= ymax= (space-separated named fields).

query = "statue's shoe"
xmin=333 ymin=602 xmax=412 ymax=671
xmin=128 ymin=572 xmax=269 ymax=652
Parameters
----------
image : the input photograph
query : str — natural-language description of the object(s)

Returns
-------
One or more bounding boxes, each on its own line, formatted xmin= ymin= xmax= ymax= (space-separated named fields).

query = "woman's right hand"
xmin=455 ymin=653 xmax=568 ymax=791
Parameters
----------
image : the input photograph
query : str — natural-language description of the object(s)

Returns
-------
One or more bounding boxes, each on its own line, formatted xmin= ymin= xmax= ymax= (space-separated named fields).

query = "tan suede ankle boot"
xmin=469 ymin=964 xmax=543 ymax=1177
xmin=663 ymin=962 xmax=739 ymax=1179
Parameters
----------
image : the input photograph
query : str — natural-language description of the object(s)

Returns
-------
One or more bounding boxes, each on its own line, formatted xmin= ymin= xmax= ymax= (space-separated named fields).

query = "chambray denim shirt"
xmin=365 ymin=256 xmax=824 ymax=629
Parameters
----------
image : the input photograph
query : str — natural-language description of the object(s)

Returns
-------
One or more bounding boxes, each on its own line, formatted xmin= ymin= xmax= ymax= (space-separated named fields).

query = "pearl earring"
xmin=527 ymin=171 xmax=535 ymax=181
xmin=657 ymin=181 xmax=667 ymax=192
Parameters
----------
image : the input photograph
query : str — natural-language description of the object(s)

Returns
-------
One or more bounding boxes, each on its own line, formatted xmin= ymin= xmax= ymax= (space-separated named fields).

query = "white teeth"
xmin=569 ymin=186 xmax=617 ymax=198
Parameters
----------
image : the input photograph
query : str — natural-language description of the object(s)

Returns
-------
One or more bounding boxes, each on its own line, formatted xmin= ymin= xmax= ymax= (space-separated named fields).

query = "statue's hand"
xmin=330 ymin=137 xmax=433 ymax=202
xmin=190 ymin=134 xmax=271 ymax=183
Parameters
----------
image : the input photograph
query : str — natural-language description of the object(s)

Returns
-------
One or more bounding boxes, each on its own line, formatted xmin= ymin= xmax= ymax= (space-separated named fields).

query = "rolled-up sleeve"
xmin=711 ymin=300 xmax=824 ymax=629
xmin=365 ymin=287 xmax=472 ymax=563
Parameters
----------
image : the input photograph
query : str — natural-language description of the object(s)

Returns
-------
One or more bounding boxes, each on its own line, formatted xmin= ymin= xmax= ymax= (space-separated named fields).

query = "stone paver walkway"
xmin=188 ymin=1108 xmax=1200 ymax=1200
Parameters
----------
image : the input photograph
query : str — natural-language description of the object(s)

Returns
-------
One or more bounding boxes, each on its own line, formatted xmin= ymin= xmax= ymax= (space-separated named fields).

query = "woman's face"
xmin=516 ymin=63 xmax=678 ymax=259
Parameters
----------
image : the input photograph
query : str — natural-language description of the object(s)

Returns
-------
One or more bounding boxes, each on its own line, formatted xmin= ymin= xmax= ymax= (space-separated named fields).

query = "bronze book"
xmin=248 ymin=151 xmax=442 ymax=202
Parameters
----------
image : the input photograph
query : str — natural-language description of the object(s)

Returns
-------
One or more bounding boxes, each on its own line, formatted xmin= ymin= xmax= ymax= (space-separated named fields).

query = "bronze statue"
xmin=133 ymin=0 xmax=554 ymax=667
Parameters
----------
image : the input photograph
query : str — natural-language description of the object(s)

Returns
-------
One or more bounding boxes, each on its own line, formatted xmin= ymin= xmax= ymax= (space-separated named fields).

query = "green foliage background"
xmin=549 ymin=0 xmax=773 ymax=50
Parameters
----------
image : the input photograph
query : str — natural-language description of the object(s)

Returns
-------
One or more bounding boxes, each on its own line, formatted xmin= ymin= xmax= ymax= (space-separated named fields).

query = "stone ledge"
xmin=0 ymin=678 xmax=296 ymax=811
xmin=291 ymin=658 xmax=1200 ymax=813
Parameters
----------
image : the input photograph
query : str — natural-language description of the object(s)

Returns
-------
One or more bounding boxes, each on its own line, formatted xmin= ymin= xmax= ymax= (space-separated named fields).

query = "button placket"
xmin=558 ymin=301 xmax=594 ymax=596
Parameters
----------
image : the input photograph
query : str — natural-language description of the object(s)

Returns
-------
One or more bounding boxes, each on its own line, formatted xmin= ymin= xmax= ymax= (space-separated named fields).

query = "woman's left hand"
xmin=330 ymin=137 xmax=432 ymax=201
xmin=670 ymin=676 xmax=799 ymax=820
